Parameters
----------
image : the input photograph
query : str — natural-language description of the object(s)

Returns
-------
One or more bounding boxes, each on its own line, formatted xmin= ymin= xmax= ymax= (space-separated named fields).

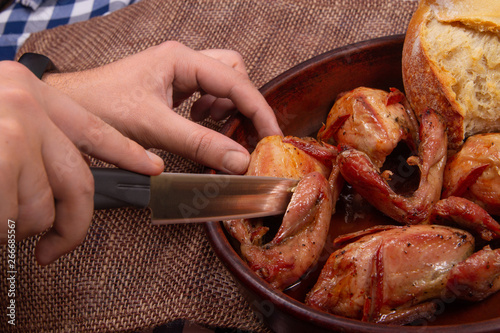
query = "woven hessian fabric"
xmin=2 ymin=0 xmax=418 ymax=332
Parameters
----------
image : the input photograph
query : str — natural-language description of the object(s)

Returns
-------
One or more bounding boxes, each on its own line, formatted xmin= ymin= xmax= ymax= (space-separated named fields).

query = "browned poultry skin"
xmin=337 ymin=109 xmax=447 ymax=224
xmin=235 ymin=172 xmax=332 ymax=290
xmin=224 ymin=135 xmax=340 ymax=290
xmin=447 ymin=245 xmax=500 ymax=302
xmin=430 ymin=196 xmax=500 ymax=241
xmin=246 ymin=135 xmax=333 ymax=179
xmin=317 ymin=87 xmax=418 ymax=168
xmin=443 ymin=133 xmax=500 ymax=216
xmin=306 ymin=225 xmax=476 ymax=324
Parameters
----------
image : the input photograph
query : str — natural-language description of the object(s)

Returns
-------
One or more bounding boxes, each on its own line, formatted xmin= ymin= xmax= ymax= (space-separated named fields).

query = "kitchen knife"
xmin=91 ymin=167 xmax=298 ymax=224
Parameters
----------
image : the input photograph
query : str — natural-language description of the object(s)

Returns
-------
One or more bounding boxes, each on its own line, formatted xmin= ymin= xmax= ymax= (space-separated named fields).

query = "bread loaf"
xmin=402 ymin=0 xmax=500 ymax=149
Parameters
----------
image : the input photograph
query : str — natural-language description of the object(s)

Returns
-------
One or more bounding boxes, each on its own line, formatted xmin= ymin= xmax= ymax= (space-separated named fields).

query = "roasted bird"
xmin=306 ymin=225 xmax=500 ymax=325
xmin=224 ymin=135 xmax=342 ymax=290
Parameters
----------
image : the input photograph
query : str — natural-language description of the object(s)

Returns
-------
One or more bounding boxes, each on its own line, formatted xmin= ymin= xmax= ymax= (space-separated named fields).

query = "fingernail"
xmin=146 ymin=150 xmax=165 ymax=168
xmin=222 ymin=150 xmax=250 ymax=174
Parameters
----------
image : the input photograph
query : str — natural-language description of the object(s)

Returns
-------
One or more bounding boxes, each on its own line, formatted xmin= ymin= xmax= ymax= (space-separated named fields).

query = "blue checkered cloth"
xmin=0 ymin=0 xmax=140 ymax=60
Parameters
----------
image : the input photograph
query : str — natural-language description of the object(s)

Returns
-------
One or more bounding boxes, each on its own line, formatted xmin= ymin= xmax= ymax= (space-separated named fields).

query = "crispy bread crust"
xmin=402 ymin=0 xmax=464 ymax=150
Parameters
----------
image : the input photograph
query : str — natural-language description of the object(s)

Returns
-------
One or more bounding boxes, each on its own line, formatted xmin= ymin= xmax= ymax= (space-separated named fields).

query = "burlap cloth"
xmin=1 ymin=0 xmax=419 ymax=331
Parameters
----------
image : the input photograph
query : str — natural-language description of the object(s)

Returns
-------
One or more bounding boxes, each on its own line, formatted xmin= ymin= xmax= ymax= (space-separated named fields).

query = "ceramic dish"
xmin=205 ymin=35 xmax=500 ymax=333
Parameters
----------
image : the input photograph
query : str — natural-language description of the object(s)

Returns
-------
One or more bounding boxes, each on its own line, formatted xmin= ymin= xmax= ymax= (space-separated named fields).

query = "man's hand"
xmin=43 ymin=41 xmax=283 ymax=174
xmin=0 ymin=61 xmax=164 ymax=264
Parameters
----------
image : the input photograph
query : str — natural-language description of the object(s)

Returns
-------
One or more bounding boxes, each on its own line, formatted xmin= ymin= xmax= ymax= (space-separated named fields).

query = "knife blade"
xmin=91 ymin=167 xmax=298 ymax=224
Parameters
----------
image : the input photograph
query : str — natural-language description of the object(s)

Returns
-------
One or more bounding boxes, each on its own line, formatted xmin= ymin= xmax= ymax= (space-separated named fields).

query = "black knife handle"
xmin=91 ymin=167 xmax=151 ymax=210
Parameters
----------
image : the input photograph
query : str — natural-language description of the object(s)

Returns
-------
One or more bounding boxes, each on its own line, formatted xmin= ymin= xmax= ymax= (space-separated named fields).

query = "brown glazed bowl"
xmin=205 ymin=35 xmax=500 ymax=333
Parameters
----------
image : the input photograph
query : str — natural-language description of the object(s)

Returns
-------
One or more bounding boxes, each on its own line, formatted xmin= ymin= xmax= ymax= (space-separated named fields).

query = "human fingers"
xmin=174 ymin=49 xmax=249 ymax=113
xmin=0 ymin=103 xmax=56 ymax=248
xmin=5 ymin=72 xmax=163 ymax=263
xmin=149 ymin=107 xmax=250 ymax=174
xmin=199 ymin=49 xmax=250 ymax=77
xmin=191 ymin=94 xmax=236 ymax=122
xmin=34 ymin=129 xmax=94 ymax=265
xmin=6 ymin=61 xmax=164 ymax=176
xmin=41 ymin=84 xmax=165 ymax=175
xmin=0 ymin=136 xmax=53 ymax=243
xmin=15 ymin=159 xmax=55 ymax=241
xmin=0 ymin=73 xmax=92 ymax=263
xmin=169 ymin=43 xmax=282 ymax=138
xmin=32 ymin=86 xmax=168 ymax=264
